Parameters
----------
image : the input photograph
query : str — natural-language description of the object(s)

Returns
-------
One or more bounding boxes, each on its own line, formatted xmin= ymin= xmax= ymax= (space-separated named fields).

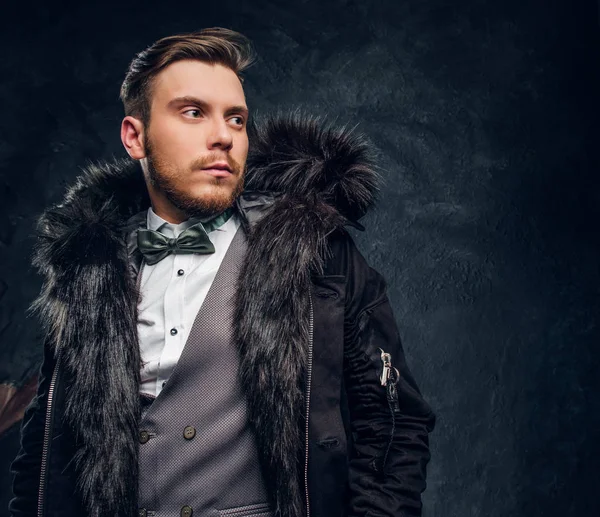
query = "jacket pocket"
xmin=217 ymin=502 xmax=272 ymax=516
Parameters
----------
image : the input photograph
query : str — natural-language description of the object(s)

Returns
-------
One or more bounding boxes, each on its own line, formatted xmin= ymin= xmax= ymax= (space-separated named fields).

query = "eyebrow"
xmin=167 ymin=96 xmax=249 ymax=118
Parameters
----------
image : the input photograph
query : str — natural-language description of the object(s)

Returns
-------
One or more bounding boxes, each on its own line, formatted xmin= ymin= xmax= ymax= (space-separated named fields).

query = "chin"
xmin=190 ymin=184 xmax=236 ymax=202
xmin=171 ymin=186 xmax=238 ymax=216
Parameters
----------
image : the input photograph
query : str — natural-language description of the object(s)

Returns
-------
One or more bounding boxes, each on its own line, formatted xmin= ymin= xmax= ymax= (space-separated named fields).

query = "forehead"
xmin=150 ymin=59 xmax=246 ymax=108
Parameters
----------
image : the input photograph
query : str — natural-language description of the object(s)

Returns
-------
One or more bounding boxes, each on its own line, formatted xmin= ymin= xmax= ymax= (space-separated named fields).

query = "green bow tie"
xmin=137 ymin=208 xmax=234 ymax=265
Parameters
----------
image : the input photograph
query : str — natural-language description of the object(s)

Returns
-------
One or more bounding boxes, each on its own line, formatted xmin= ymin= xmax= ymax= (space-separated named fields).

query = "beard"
xmin=143 ymin=135 xmax=246 ymax=220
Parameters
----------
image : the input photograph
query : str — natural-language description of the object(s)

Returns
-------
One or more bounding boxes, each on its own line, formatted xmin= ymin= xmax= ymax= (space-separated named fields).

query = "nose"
xmin=206 ymin=118 xmax=233 ymax=150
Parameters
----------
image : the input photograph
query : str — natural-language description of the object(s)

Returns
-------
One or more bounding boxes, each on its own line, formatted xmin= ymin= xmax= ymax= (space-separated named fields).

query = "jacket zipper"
xmin=304 ymin=287 xmax=314 ymax=517
xmin=378 ymin=348 xmax=400 ymax=474
xmin=38 ymin=348 xmax=62 ymax=517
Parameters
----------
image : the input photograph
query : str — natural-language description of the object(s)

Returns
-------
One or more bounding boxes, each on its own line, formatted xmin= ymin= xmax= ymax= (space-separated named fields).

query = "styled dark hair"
xmin=120 ymin=27 xmax=256 ymax=125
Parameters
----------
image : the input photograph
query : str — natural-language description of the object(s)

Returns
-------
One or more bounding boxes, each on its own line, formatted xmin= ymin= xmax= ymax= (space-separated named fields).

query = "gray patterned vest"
xmin=137 ymin=224 xmax=272 ymax=517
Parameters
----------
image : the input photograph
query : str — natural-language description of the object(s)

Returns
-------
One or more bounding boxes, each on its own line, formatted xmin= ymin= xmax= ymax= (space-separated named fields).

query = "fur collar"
xmin=30 ymin=110 xmax=379 ymax=517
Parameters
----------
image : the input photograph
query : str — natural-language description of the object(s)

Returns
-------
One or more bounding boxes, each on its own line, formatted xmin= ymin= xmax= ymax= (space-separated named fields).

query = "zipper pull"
xmin=379 ymin=348 xmax=401 ymax=413
xmin=379 ymin=348 xmax=392 ymax=386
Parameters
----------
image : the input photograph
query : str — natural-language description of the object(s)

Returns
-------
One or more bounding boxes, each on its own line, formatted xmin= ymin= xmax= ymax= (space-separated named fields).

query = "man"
xmin=9 ymin=27 xmax=436 ymax=517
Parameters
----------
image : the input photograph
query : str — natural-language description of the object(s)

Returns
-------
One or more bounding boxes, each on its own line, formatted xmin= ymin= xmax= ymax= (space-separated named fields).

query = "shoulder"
xmin=321 ymin=227 xmax=388 ymax=317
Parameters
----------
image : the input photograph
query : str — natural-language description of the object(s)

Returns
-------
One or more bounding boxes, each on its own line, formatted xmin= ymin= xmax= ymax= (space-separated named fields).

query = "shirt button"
xmin=181 ymin=505 xmax=193 ymax=517
xmin=183 ymin=426 xmax=196 ymax=440
xmin=177 ymin=269 xmax=185 ymax=276
xmin=139 ymin=431 xmax=150 ymax=444
xmin=162 ymin=381 xmax=167 ymax=388
xmin=170 ymin=328 xmax=178 ymax=336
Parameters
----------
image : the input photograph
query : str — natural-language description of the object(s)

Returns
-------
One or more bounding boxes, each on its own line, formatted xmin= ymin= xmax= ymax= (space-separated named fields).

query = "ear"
xmin=121 ymin=116 xmax=146 ymax=160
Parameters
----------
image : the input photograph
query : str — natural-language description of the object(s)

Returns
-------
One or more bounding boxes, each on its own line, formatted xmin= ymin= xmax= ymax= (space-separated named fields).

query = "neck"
xmin=144 ymin=184 xmax=188 ymax=224
xmin=150 ymin=203 xmax=189 ymax=225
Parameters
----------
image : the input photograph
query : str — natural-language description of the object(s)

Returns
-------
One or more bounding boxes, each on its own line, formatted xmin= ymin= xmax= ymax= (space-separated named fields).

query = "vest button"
xmin=183 ymin=426 xmax=196 ymax=440
xmin=181 ymin=505 xmax=193 ymax=517
xmin=170 ymin=328 xmax=178 ymax=336
xmin=139 ymin=509 xmax=147 ymax=517
xmin=139 ymin=430 xmax=150 ymax=444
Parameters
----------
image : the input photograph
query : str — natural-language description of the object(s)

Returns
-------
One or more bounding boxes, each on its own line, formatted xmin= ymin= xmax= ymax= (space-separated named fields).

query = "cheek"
xmin=155 ymin=141 xmax=199 ymax=175
xmin=155 ymin=120 xmax=201 ymax=158
xmin=235 ymin=136 xmax=249 ymax=162
xmin=165 ymin=132 xmax=198 ymax=161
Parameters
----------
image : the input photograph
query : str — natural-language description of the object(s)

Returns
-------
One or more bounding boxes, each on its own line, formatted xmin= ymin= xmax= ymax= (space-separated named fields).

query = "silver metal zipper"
xmin=304 ymin=287 xmax=314 ymax=517
xmin=37 ymin=348 xmax=61 ymax=517
xmin=379 ymin=349 xmax=393 ymax=387
xmin=378 ymin=348 xmax=400 ymax=474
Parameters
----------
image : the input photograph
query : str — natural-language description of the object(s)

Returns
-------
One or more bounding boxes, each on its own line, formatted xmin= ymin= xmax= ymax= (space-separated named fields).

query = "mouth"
xmin=200 ymin=168 xmax=233 ymax=178
xmin=200 ymin=162 xmax=233 ymax=178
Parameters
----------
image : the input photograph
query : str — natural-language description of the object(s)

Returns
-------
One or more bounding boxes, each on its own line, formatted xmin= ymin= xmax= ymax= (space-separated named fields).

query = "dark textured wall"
xmin=1 ymin=1 xmax=598 ymax=516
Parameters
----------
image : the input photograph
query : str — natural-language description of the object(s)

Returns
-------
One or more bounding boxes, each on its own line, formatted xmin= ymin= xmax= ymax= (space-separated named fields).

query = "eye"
xmin=183 ymin=109 xmax=202 ymax=118
xmin=230 ymin=116 xmax=245 ymax=127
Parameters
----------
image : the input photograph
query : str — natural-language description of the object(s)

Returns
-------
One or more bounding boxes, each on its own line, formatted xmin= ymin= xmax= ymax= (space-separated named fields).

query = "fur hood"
xmin=30 ymin=110 xmax=380 ymax=517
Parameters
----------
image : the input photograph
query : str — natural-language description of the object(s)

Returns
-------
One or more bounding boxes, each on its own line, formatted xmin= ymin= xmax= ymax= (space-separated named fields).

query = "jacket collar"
xmin=30 ymin=110 xmax=380 ymax=517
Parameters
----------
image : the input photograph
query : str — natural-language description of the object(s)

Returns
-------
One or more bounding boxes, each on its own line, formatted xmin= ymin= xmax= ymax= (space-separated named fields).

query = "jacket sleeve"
xmin=8 ymin=338 xmax=56 ymax=517
xmin=343 ymin=235 xmax=436 ymax=517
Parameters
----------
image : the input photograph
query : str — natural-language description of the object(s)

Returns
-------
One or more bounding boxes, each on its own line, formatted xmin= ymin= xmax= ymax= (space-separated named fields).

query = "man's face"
xmin=141 ymin=59 xmax=249 ymax=220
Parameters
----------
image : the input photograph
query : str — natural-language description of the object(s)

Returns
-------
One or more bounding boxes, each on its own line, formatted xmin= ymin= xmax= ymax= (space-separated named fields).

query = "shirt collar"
xmin=146 ymin=207 xmax=232 ymax=238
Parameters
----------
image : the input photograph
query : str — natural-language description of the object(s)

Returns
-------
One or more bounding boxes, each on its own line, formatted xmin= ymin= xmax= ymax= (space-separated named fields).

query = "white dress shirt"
xmin=137 ymin=206 xmax=241 ymax=397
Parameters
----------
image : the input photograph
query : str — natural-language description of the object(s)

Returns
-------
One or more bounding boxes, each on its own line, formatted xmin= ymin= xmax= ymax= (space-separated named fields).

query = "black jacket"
xmin=9 ymin=111 xmax=436 ymax=517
